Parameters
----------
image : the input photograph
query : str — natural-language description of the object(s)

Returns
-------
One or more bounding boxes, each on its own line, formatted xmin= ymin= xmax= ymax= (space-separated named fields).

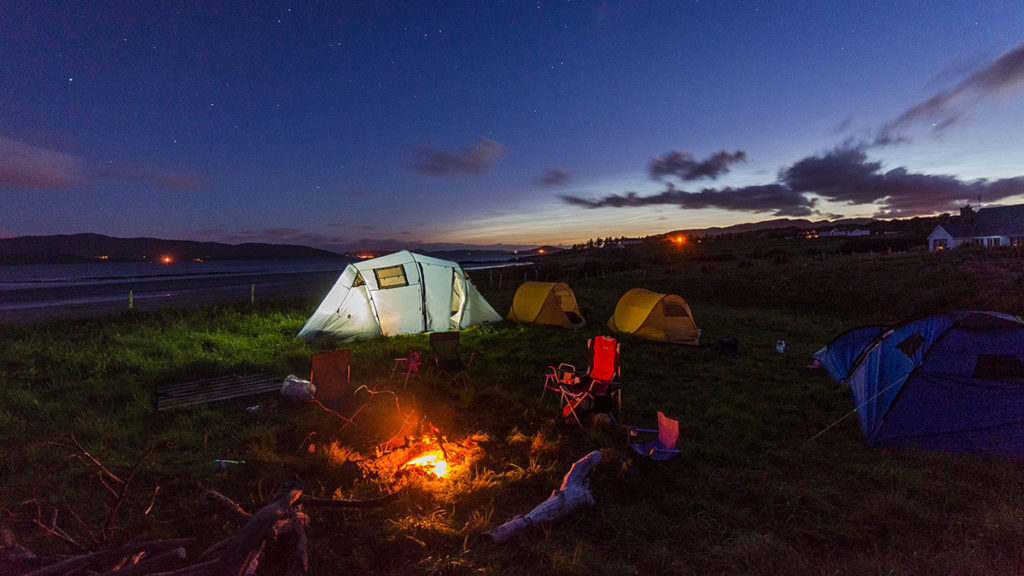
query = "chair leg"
xmin=542 ymin=373 xmax=557 ymax=399
xmin=388 ymin=359 xmax=404 ymax=388
xmin=560 ymin=394 xmax=586 ymax=428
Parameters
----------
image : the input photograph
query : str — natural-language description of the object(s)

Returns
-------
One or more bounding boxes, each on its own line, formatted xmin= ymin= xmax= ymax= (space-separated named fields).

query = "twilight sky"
xmin=2 ymin=2 xmax=1024 ymax=252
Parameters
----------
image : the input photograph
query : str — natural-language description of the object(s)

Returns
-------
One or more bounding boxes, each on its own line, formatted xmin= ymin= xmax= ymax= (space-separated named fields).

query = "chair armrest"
xmin=626 ymin=426 xmax=657 ymax=437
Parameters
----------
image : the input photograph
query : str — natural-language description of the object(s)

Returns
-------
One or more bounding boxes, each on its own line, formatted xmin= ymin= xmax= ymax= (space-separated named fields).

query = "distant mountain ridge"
xmin=670 ymin=217 xmax=876 ymax=237
xmin=0 ymin=233 xmax=342 ymax=264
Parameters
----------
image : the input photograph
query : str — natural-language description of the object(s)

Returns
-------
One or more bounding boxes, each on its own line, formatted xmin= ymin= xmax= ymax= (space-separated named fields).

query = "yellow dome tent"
xmin=507 ymin=281 xmax=585 ymax=328
xmin=608 ymin=288 xmax=700 ymax=345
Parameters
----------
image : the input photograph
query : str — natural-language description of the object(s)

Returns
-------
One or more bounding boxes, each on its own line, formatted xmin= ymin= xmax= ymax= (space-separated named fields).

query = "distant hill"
xmin=425 ymin=246 xmax=563 ymax=263
xmin=0 ymin=233 xmax=342 ymax=264
xmin=667 ymin=217 xmax=877 ymax=237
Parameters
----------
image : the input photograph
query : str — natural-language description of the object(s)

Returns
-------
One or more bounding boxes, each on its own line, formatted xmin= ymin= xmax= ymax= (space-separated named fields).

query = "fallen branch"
xmin=69 ymin=434 xmax=124 ymax=489
xmin=283 ymin=509 xmax=309 ymax=576
xmin=484 ymin=450 xmax=602 ymax=543
xmin=216 ymin=477 xmax=303 ymax=576
xmin=199 ymin=489 xmax=253 ymax=526
xmin=22 ymin=538 xmax=194 ymax=576
xmin=104 ymin=446 xmax=154 ymax=540
xmin=95 ymin=546 xmax=187 ymax=576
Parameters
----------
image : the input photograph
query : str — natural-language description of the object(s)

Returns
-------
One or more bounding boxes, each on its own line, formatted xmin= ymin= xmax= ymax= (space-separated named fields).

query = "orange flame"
xmin=401 ymin=451 xmax=449 ymax=478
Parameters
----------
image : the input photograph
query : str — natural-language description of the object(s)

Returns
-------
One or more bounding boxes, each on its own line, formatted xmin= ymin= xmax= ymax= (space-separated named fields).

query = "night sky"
xmin=2 ymin=2 xmax=1024 ymax=252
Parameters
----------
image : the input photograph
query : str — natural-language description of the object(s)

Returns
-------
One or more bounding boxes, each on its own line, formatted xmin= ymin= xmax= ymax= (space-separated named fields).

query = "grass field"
xmin=2 ymin=243 xmax=1024 ymax=575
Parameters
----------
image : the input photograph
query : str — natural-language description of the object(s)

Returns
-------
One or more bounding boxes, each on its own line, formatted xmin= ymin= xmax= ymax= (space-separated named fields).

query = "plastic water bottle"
xmin=776 ymin=339 xmax=786 ymax=354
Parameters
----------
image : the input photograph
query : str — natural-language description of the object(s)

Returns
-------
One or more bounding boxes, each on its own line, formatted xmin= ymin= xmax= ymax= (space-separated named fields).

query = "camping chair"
xmin=429 ymin=331 xmax=476 ymax=386
xmin=310 ymin=349 xmax=351 ymax=406
xmin=543 ymin=363 xmax=578 ymax=399
xmin=627 ymin=411 xmax=681 ymax=461
xmin=388 ymin=348 xmax=423 ymax=390
xmin=553 ymin=335 xmax=622 ymax=427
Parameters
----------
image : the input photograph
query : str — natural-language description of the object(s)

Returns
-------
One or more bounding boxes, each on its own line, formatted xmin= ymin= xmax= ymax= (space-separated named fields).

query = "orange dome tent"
xmin=608 ymin=288 xmax=700 ymax=345
xmin=507 ymin=281 xmax=585 ymax=328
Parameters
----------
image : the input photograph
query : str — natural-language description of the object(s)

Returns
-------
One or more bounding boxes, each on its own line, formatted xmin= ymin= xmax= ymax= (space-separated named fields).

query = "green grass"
xmin=3 ymin=245 xmax=1024 ymax=574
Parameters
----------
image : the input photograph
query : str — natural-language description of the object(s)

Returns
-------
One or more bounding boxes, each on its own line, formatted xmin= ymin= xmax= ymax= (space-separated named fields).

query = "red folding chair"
xmin=555 ymin=336 xmax=621 ymax=427
xmin=388 ymin=348 xmax=423 ymax=390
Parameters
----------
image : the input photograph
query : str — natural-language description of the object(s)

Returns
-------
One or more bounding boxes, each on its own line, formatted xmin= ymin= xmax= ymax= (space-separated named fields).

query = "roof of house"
xmin=934 ymin=203 xmax=1024 ymax=239
xmin=934 ymin=221 xmax=973 ymax=238
xmin=974 ymin=204 xmax=1024 ymax=237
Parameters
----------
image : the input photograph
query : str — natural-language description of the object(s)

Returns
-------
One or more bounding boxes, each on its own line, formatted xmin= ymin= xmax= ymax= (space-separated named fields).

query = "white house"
xmin=928 ymin=204 xmax=1024 ymax=251
xmin=821 ymin=227 xmax=871 ymax=237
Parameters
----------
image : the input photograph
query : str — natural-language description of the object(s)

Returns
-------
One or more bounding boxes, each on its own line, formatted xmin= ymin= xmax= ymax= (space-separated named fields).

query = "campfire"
xmin=360 ymin=424 xmax=482 ymax=484
xmin=400 ymin=451 xmax=449 ymax=478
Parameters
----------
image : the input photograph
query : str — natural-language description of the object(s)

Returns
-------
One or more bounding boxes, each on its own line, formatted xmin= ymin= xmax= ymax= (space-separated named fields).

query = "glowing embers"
xmin=400 ymin=451 xmax=449 ymax=478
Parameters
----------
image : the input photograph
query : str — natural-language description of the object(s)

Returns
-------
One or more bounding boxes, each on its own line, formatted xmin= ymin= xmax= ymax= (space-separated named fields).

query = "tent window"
xmin=352 ymin=272 xmax=365 ymax=287
xmin=973 ymin=354 xmax=1024 ymax=380
xmin=662 ymin=301 xmax=689 ymax=318
xmin=373 ymin=265 xmax=408 ymax=289
xmin=896 ymin=333 xmax=924 ymax=358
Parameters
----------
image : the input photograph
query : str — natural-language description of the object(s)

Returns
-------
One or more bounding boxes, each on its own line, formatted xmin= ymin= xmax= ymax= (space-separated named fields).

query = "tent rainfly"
xmin=814 ymin=311 xmax=1024 ymax=454
xmin=607 ymin=288 xmax=700 ymax=345
xmin=297 ymin=251 xmax=502 ymax=341
xmin=507 ymin=281 xmax=585 ymax=328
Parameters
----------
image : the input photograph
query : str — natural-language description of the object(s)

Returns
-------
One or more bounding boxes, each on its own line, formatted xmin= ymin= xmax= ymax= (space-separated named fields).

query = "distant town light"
xmin=538 ymin=248 xmax=545 ymax=254
xmin=161 ymin=255 xmax=173 ymax=264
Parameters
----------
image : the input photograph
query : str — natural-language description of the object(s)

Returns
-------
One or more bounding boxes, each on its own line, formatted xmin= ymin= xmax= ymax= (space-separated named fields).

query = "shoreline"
xmin=0 ymin=261 xmax=529 ymax=326
xmin=0 ymin=270 xmax=340 ymax=325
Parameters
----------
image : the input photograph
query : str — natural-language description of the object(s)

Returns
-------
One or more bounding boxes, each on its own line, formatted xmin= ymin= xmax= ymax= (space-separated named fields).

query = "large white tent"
xmin=297 ymin=250 xmax=502 ymax=341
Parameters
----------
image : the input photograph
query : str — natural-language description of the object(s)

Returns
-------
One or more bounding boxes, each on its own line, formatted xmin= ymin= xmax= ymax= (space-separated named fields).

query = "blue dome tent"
xmin=815 ymin=311 xmax=1024 ymax=454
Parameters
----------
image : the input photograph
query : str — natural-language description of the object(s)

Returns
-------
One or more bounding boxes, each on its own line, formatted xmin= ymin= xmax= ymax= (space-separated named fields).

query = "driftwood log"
xmin=484 ymin=449 xmax=602 ymax=543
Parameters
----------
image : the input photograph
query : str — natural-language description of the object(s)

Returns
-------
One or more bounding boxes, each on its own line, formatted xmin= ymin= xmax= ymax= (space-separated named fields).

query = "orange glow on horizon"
xmin=160 ymin=255 xmax=173 ymax=264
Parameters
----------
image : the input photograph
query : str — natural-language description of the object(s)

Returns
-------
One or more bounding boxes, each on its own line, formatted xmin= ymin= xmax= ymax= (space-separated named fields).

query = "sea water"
xmin=0 ymin=259 xmax=351 ymax=311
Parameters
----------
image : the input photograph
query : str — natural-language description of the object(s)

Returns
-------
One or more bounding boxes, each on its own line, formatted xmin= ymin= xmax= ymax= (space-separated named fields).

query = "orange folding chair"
xmin=310 ymin=349 xmax=351 ymax=406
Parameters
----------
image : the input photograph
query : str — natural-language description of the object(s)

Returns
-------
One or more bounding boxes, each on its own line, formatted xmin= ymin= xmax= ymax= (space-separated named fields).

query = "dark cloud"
xmin=0 ymin=134 xmax=201 ymax=191
xmin=0 ymin=136 xmax=87 ymax=188
xmin=413 ymin=138 xmax=504 ymax=176
xmin=562 ymin=182 xmax=814 ymax=217
xmin=878 ymin=43 xmax=1024 ymax=142
xmin=780 ymin=145 xmax=1024 ymax=214
xmin=649 ymin=150 xmax=747 ymax=181
xmin=562 ymin=145 xmax=1024 ymax=218
xmin=537 ymin=168 xmax=572 ymax=187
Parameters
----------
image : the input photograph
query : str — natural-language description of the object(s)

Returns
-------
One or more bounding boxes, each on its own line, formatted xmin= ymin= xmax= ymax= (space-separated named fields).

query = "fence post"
xmin=251 ymin=284 xmax=255 ymax=306
xmin=128 ymin=290 xmax=133 ymax=309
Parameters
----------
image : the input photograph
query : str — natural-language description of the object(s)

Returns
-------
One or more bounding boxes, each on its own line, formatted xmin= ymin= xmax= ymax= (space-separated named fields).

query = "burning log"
xmin=484 ymin=449 xmax=602 ymax=543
